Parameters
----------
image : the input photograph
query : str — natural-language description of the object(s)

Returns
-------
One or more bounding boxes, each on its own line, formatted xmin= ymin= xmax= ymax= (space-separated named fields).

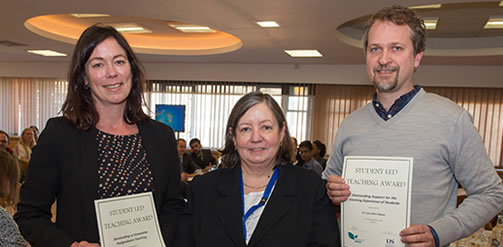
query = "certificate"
xmin=95 ymin=192 xmax=165 ymax=247
xmin=341 ymin=156 xmax=413 ymax=247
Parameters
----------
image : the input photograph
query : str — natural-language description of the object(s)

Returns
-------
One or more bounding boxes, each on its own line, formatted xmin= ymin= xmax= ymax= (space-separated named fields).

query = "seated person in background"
xmin=13 ymin=128 xmax=35 ymax=163
xmin=290 ymin=137 xmax=299 ymax=165
xmin=0 ymin=131 xmax=14 ymax=155
xmin=295 ymin=142 xmax=305 ymax=167
xmin=177 ymin=138 xmax=201 ymax=181
xmin=29 ymin=126 xmax=39 ymax=143
xmin=0 ymin=130 xmax=14 ymax=155
xmin=176 ymin=91 xmax=340 ymax=246
xmin=298 ymin=141 xmax=323 ymax=176
xmin=177 ymin=138 xmax=198 ymax=200
xmin=189 ymin=138 xmax=217 ymax=170
xmin=312 ymin=140 xmax=327 ymax=169
xmin=0 ymin=131 xmax=25 ymax=183
xmin=0 ymin=149 xmax=29 ymax=247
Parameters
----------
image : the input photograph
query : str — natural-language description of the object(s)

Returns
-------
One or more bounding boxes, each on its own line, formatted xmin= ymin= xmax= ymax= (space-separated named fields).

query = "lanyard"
xmin=240 ymin=167 xmax=279 ymax=241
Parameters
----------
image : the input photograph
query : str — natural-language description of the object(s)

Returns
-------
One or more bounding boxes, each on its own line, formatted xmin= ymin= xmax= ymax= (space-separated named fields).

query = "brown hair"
xmin=61 ymin=24 xmax=149 ymax=130
xmin=0 ymin=150 xmax=20 ymax=207
xmin=0 ymin=130 xmax=9 ymax=144
xmin=221 ymin=91 xmax=292 ymax=169
xmin=362 ymin=5 xmax=426 ymax=55
xmin=189 ymin=138 xmax=201 ymax=147
xmin=313 ymin=140 xmax=326 ymax=157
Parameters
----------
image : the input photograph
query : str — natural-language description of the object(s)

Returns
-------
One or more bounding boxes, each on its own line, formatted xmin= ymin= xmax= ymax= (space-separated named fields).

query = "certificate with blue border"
xmin=94 ymin=192 xmax=165 ymax=247
xmin=341 ymin=156 xmax=413 ymax=247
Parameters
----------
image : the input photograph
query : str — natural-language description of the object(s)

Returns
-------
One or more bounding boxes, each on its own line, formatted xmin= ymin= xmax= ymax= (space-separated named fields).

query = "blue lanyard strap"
xmin=241 ymin=167 xmax=279 ymax=241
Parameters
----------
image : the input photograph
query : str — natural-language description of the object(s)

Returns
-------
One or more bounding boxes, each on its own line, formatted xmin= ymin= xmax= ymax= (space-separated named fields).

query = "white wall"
xmin=0 ymin=62 xmax=501 ymax=88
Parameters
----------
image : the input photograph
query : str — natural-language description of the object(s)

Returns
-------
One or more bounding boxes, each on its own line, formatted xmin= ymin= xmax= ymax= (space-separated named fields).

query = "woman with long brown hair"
xmin=15 ymin=25 xmax=184 ymax=247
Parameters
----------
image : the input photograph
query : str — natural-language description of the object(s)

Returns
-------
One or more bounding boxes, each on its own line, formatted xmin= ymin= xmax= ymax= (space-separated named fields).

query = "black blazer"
xmin=176 ymin=164 xmax=340 ymax=247
xmin=190 ymin=149 xmax=217 ymax=169
xmin=181 ymin=152 xmax=200 ymax=173
xmin=15 ymin=117 xmax=185 ymax=246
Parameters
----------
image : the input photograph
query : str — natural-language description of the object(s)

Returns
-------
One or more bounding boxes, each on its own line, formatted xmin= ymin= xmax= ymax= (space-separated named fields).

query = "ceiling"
xmin=1 ymin=0 xmax=503 ymax=68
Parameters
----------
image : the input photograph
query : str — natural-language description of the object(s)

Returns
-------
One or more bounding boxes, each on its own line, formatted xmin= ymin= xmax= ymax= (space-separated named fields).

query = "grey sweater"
xmin=323 ymin=89 xmax=503 ymax=246
xmin=0 ymin=207 xmax=28 ymax=247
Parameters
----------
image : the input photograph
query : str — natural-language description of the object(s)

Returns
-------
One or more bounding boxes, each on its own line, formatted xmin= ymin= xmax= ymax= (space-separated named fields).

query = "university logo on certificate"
xmin=341 ymin=156 xmax=413 ymax=247
xmin=95 ymin=192 xmax=166 ymax=247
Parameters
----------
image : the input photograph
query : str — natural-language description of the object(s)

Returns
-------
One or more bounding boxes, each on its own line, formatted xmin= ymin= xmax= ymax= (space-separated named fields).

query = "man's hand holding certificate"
xmin=341 ymin=156 xmax=413 ymax=247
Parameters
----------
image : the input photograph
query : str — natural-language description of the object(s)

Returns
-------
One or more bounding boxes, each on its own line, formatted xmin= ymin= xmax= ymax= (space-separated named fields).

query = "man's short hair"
xmin=0 ymin=130 xmax=9 ymax=140
xmin=362 ymin=5 xmax=426 ymax=55
xmin=189 ymin=138 xmax=201 ymax=146
xmin=299 ymin=140 xmax=313 ymax=151
xmin=177 ymin=138 xmax=186 ymax=144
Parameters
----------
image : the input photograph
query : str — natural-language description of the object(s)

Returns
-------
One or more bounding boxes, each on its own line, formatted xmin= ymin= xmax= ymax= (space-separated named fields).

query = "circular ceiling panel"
xmin=335 ymin=2 xmax=503 ymax=56
xmin=25 ymin=14 xmax=243 ymax=55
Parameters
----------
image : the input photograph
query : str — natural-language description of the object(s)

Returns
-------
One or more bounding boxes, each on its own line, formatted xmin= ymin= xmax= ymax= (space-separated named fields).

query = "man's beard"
xmin=372 ymin=65 xmax=399 ymax=92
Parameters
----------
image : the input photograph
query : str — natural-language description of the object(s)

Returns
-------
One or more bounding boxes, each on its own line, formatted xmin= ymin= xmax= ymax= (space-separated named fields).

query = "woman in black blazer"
xmin=177 ymin=92 xmax=340 ymax=247
xmin=14 ymin=25 xmax=184 ymax=247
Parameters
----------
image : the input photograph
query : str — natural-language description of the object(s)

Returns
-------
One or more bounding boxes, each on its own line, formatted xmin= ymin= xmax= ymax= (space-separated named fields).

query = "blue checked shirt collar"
xmin=372 ymin=85 xmax=421 ymax=121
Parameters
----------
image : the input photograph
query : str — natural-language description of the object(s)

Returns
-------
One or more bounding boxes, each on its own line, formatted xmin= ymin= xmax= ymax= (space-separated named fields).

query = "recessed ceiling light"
xmin=484 ymin=17 xmax=503 ymax=29
xmin=284 ymin=50 xmax=323 ymax=57
xmin=109 ymin=23 xmax=152 ymax=34
xmin=27 ymin=50 xmax=67 ymax=57
xmin=423 ymin=18 xmax=438 ymax=30
xmin=410 ymin=4 xmax=442 ymax=9
xmin=256 ymin=21 xmax=280 ymax=28
xmin=168 ymin=24 xmax=215 ymax=33
xmin=71 ymin=14 xmax=110 ymax=18
xmin=499 ymin=1 xmax=503 ymax=7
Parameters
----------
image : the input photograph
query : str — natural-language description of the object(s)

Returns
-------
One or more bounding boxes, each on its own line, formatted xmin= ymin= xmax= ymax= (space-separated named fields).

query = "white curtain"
xmin=0 ymin=78 xmax=314 ymax=150
xmin=0 ymin=77 xmax=67 ymax=135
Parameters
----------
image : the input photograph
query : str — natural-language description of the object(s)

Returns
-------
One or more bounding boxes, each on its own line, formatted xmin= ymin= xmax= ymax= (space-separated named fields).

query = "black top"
xmin=97 ymin=131 xmax=154 ymax=198
xmin=176 ymin=164 xmax=340 ymax=247
xmin=190 ymin=149 xmax=217 ymax=169
xmin=15 ymin=117 xmax=184 ymax=246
